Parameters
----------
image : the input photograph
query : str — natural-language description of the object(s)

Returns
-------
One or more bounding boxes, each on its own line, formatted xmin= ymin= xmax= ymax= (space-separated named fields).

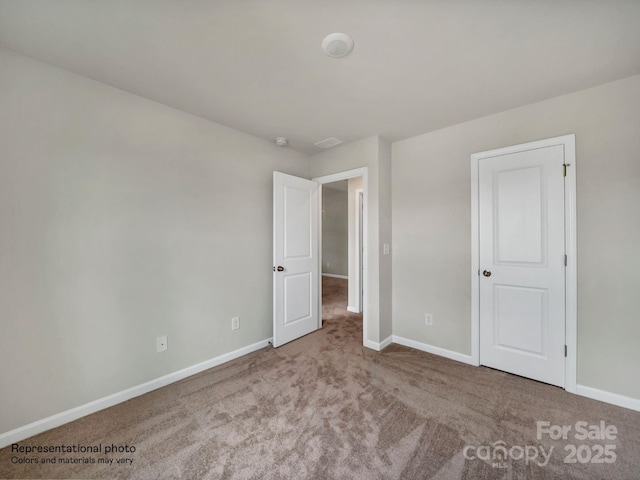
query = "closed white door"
xmin=479 ymin=144 xmax=566 ymax=387
xmin=273 ymin=172 xmax=319 ymax=347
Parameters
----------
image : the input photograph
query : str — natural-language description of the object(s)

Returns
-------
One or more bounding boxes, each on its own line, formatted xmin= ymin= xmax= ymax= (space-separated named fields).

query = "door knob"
xmin=274 ymin=266 xmax=284 ymax=272
xmin=482 ymin=270 xmax=492 ymax=277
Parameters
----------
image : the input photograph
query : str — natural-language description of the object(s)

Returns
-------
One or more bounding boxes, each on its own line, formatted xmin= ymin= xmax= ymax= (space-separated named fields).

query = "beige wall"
xmin=378 ymin=138 xmax=393 ymax=341
xmin=392 ymin=74 xmax=640 ymax=400
xmin=323 ymin=178 xmax=371 ymax=311
xmin=0 ymin=48 xmax=311 ymax=434
xmin=322 ymin=185 xmax=348 ymax=277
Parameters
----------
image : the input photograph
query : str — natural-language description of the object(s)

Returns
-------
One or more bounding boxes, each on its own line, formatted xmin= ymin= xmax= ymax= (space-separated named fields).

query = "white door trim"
xmin=313 ymin=168 xmax=368 ymax=347
xmin=470 ymin=134 xmax=577 ymax=393
xmin=356 ymin=188 xmax=364 ymax=313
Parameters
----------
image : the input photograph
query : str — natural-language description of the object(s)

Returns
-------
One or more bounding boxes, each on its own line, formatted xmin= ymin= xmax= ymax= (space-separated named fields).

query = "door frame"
xmin=313 ymin=168 xmax=369 ymax=346
xmin=470 ymin=134 xmax=577 ymax=393
xmin=356 ymin=188 xmax=364 ymax=313
xmin=347 ymin=187 xmax=364 ymax=313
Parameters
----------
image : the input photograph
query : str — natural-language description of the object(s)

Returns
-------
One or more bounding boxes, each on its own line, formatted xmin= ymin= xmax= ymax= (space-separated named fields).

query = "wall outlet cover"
xmin=156 ymin=335 xmax=168 ymax=352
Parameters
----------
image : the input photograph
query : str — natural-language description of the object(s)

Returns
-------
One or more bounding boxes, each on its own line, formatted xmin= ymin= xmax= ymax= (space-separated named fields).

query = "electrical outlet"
xmin=156 ymin=335 xmax=168 ymax=352
xmin=232 ymin=316 xmax=240 ymax=330
xmin=424 ymin=314 xmax=433 ymax=326
xmin=383 ymin=243 xmax=390 ymax=255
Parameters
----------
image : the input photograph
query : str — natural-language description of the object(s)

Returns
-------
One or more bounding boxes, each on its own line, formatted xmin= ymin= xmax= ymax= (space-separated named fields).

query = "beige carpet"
xmin=1 ymin=277 xmax=640 ymax=479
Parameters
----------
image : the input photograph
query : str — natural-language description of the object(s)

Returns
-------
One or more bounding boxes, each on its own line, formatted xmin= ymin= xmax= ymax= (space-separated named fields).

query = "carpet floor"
xmin=1 ymin=277 xmax=639 ymax=479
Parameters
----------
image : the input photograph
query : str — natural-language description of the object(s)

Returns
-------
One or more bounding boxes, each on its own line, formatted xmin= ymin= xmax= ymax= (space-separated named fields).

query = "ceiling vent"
xmin=314 ymin=137 xmax=343 ymax=149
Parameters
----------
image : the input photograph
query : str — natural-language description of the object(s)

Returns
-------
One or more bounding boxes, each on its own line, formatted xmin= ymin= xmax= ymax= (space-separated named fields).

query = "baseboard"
xmin=363 ymin=339 xmax=380 ymax=351
xmin=347 ymin=306 xmax=360 ymax=313
xmin=8 ymin=336 xmax=637 ymax=451
xmin=390 ymin=338 xmax=640 ymax=412
xmin=322 ymin=273 xmax=348 ymax=279
xmin=0 ymin=338 xmax=272 ymax=449
xmin=391 ymin=335 xmax=475 ymax=365
xmin=576 ymin=385 xmax=640 ymax=412
xmin=379 ymin=335 xmax=393 ymax=350
xmin=363 ymin=335 xmax=393 ymax=351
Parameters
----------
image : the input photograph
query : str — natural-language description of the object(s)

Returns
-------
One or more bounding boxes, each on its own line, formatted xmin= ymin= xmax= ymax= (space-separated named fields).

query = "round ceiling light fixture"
xmin=274 ymin=137 xmax=288 ymax=147
xmin=321 ymin=33 xmax=354 ymax=58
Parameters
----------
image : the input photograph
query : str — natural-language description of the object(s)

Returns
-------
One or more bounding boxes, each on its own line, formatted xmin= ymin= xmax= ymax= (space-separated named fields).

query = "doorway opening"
xmin=320 ymin=179 xmax=364 ymax=315
xmin=314 ymin=168 xmax=368 ymax=346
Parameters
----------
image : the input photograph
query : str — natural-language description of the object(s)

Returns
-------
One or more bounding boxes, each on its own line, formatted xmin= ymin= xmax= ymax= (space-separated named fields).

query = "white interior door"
xmin=479 ymin=144 xmax=566 ymax=387
xmin=273 ymin=172 xmax=319 ymax=347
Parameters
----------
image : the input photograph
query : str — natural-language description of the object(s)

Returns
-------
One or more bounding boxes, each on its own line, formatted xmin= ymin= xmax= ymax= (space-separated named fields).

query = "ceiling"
xmin=1 ymin=0 xmax=640 ymax=155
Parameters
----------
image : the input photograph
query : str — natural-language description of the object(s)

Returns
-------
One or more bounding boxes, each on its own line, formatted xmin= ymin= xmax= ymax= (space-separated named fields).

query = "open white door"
xmin=273 ymin=172 xmax=319 ymax=347
xmin=478 ymin=143 xmax=566 ymax=387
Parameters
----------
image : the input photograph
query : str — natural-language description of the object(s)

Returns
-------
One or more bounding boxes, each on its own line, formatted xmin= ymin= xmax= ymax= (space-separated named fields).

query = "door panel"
xmin=273 ymin=172 xmax=319 ymax=347
xmin=284 ymin=273 xmax=312 ymax=325
xmin=495 ymin=166 xmax=544 ymax=264
xmin=284 ymin=186 xmax=312 ymax=258
xmin=479 ymin=145 xmax=565 ymax=387
xmin=494 ymin=285 xmax=546 ymax=355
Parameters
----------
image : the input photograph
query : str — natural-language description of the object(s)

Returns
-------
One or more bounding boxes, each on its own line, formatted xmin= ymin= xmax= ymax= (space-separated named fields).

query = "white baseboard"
xmin=347 ymin=306 xmax=360 ymax=313
xmin=0 ymin=338 xmax=272 ymax=449
xmin=365 ymin=335 xmax=393 ymax=352
xmin=390 ymin=337 xmax=640 ymax=412
xmin=576 ymin=385 xmax=640 ymax=412
xmin=379 ymin=335 xmax=393 ymax=350
xmin=7 ymin=335 xmax=637 ymax=451
xmin=391 ymin=335 xmax=475 ymax=365
xmin=322 ymin=273 xmax=348 ymax=279
xmin=363 ymin=335 xmax=393 ymax=352
xmin=363 ymin=339 xmax=380 ymax=351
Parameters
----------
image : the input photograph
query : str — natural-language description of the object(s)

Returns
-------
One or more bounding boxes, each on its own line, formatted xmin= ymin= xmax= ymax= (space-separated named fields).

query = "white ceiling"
xmin=1 ymin=0 xmax=640 ymax=155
